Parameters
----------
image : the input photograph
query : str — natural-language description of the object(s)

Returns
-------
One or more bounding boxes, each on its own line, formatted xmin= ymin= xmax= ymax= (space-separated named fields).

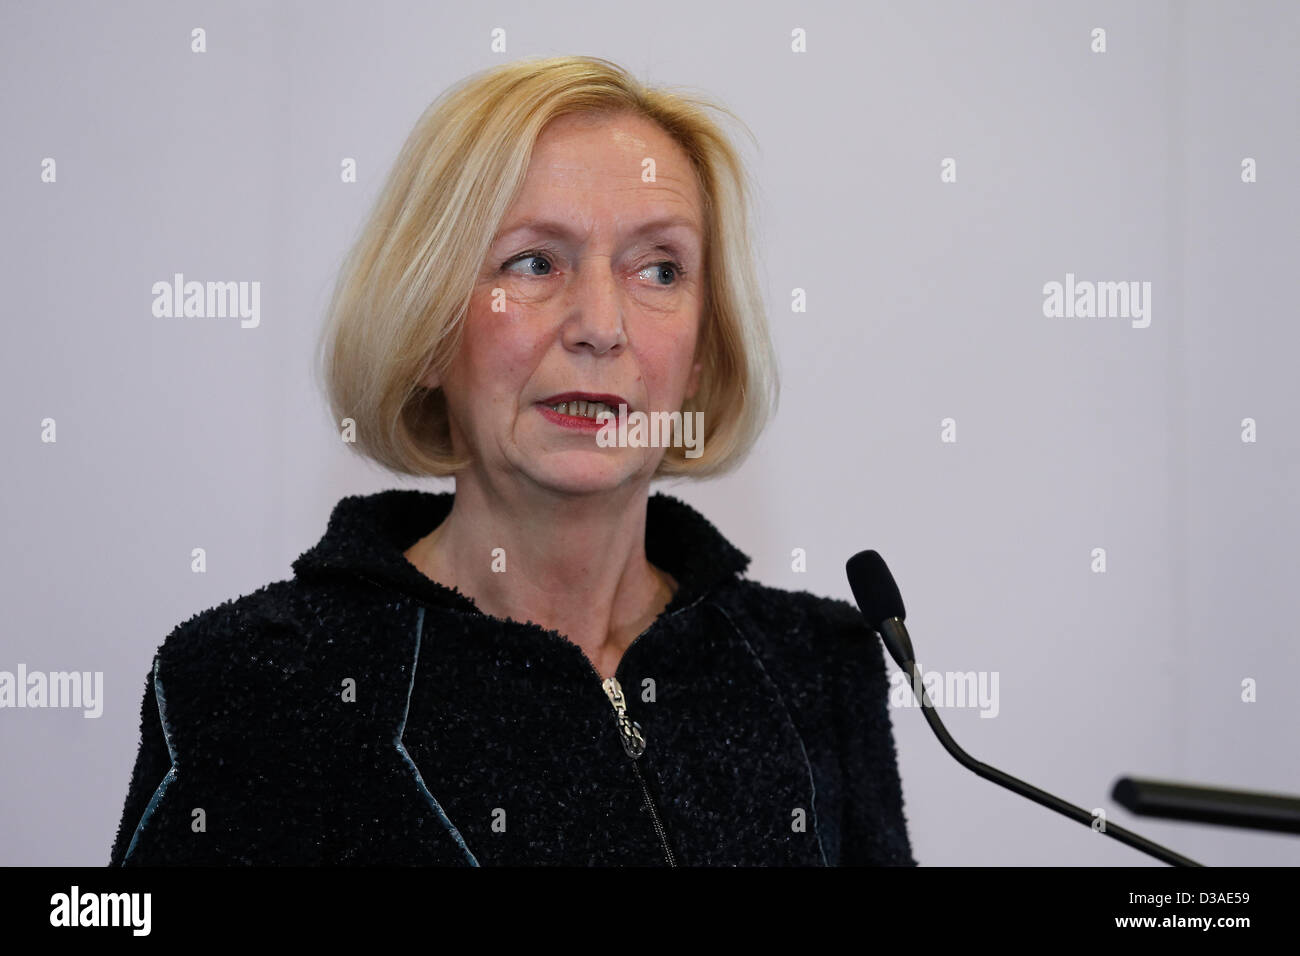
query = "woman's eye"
xmin=638 ymin=260 xmax=683 ymax=286
xmin=502 ymin=253 xmax=682 ymax=285
xmin=503 ymin=253 xmax=553 ymax=276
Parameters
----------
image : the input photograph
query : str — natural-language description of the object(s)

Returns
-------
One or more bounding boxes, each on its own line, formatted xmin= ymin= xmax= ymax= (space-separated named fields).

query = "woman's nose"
xmin=563 ymin=257 xmax=626 ymax=354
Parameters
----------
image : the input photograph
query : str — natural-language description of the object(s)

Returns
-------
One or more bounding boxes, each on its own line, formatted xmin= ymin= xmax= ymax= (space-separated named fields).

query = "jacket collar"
xmin=291 ymin=489 xmax=751 ymax=616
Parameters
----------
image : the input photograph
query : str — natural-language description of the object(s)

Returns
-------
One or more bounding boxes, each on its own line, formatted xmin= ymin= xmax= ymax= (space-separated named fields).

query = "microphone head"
xmin=845 ymin=550 xmax=906 ymax=626
xmin=846 ymin=550 xmax=916 ymax=670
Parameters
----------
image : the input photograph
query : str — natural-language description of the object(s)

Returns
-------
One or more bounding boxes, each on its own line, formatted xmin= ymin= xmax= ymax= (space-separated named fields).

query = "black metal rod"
xmin=1112 ymin=776 xmax=1300 ymax=835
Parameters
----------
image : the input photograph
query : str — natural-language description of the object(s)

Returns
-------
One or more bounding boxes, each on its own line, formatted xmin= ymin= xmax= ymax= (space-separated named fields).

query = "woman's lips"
xmin=535 ymin=403 xmax=617 ymax=432
xmin=538 ymin=391 xmax=630 ymax=409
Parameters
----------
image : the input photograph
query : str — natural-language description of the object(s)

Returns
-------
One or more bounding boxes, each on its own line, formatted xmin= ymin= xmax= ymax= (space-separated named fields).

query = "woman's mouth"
xmin=536 ymin=393 xmax=627 ymax=432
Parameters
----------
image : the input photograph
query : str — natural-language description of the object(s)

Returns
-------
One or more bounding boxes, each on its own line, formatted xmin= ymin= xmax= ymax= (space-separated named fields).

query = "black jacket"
xmin=109 ymin=489 xmax=915 ymax=866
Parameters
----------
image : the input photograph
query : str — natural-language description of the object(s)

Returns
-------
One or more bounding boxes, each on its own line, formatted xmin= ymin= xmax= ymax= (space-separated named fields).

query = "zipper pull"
xmin=602 ymin=677 xmax=646 ymax=759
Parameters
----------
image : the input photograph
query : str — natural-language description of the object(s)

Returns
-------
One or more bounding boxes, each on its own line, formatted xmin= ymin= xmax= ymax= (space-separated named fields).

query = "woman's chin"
xmin=522 ymin=452 xmax=656 ymax=497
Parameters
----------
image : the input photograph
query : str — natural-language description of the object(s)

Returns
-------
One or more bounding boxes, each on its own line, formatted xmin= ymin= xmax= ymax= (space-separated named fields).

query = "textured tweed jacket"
xmin=109 ymin=490 xmax=915 ymax=866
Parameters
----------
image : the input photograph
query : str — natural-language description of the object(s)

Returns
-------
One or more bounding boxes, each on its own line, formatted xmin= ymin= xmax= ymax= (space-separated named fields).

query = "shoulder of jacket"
xmin=154 ymin=578 xmax=312 ymax=672
xmin=717 ymin=579 xmax=894 ymax=710
xmin=148 ymin=577 xmax=424 ymax=756
xmin=703 ymin=580 xmax=887 ymax=719
xmin=715 ymin=578 xmax=875 ymax=656
xmin=154 ymin=574 xmax=421 ymax=665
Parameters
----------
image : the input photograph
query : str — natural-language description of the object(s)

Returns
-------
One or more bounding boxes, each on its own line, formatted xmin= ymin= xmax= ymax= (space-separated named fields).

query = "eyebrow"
xmin=493 ymin=215 xmax=702 ymax=246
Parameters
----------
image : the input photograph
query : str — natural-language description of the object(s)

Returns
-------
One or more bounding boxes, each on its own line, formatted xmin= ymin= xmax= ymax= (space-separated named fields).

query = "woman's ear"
xmin=419 ymin=363 xmax=441 ymax=391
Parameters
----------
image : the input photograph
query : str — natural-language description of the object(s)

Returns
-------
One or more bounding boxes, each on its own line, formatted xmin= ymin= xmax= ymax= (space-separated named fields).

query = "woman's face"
xmin=429 ymin=111 xmax=705 ymax=497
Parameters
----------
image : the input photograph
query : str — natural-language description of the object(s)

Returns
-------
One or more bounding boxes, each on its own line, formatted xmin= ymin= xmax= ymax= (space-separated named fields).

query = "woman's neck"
xmin=403 ymin=474 xmax=678 ymax=680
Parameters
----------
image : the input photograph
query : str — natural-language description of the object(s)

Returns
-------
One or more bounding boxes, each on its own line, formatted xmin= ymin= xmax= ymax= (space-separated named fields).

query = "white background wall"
xmin=2 ymin=0 xmax=1296 ymax=865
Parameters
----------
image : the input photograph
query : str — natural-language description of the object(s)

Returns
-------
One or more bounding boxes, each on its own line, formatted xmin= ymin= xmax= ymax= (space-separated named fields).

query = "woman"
xmin=109 ymin=56 xmax=915 ymax=866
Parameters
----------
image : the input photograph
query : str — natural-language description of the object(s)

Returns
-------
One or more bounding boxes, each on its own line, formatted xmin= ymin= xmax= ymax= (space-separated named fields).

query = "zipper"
xmin=397 ymin=585 xmax=690 ymax=866
xmin=602 ymin=676 xmax=677 ymax=867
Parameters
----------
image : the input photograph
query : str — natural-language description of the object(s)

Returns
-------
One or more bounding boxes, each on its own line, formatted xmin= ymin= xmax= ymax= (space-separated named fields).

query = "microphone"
xmin=845 ymin=549 xmax=1201 ymax=867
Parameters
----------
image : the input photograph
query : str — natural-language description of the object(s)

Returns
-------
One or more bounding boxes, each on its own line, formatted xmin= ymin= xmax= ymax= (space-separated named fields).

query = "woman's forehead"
xmin=509 ymin=125 xmax=703 ymax=234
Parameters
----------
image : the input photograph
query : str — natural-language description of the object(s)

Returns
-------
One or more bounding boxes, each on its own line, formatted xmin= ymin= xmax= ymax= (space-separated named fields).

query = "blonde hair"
xmin=316 ymin=55 xmax=778 ymax=478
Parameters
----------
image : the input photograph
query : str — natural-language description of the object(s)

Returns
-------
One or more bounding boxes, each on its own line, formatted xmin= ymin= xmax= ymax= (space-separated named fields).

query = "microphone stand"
xmin=896 ymin=653 xmax=1202 ymax=866
xmin=849 ymin=551 xmax=1206 ymax=867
